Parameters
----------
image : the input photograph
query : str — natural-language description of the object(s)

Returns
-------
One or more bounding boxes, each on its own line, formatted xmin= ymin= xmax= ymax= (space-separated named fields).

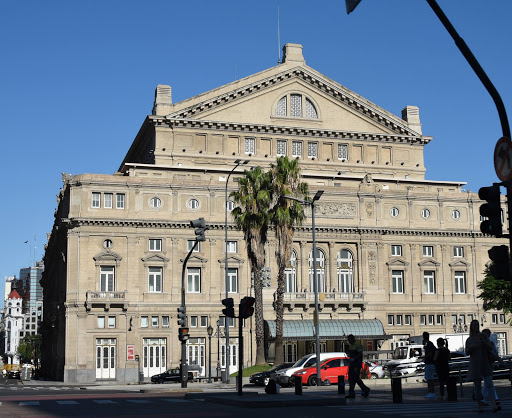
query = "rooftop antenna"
xmin=277 ymin=3 xmax=281 ymax=64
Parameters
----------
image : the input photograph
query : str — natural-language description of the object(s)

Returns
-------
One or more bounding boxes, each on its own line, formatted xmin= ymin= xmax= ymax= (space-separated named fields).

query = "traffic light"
xmin=239 ymin=296 xmax=255 ymax=319
xmin=222 ymin=298 xmax=235 ymax=318
xmin=190 ymin=218 xmax=206 ymax=242
xmin=177 ymin=306 xmax=187 ymax=327
xmin=178 ymin=327 xmax=190 ymax=342
xmin=479 ymin=185 xmax=503 ymax=237
xmin=488 ymin=245 xmax=512 ymax=281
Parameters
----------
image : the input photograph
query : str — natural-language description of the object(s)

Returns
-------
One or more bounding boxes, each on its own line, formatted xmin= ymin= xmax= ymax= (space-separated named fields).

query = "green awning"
xmin=265 ymin=319 xmax=387 ymax=341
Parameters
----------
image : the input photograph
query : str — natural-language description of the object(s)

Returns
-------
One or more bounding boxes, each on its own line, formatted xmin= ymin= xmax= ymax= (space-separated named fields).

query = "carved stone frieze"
xmin=305 ymin=202 xmax=356 ymax=218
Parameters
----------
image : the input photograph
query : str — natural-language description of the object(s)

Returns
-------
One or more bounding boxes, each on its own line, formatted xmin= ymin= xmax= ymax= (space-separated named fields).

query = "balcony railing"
xmin=281 ymin=291 xmax=366 ymax=312
xmin=86 ymin=290 xmax=127 ymax=311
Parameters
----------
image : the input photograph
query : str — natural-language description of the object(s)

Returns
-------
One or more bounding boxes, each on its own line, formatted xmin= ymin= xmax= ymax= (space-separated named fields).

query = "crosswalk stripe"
xmin=19 ymin=401 xmax=40 ymax=406
xmin=162 ymin=399 xmax=190 ymax=403
xmin=56 ymin=401 xmax=79 ymax=405
xmin=93 ymin=400 xmax=117 ymax=404
xmin=126 ymin=399 xmax=153 ymax=404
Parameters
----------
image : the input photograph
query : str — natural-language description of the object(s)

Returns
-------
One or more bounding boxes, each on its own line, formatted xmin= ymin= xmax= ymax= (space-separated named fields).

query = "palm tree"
xmin=230 ymin=165 xmax=272 ymax=365
xmin=270 ymin=156 xmax=308 ymax=365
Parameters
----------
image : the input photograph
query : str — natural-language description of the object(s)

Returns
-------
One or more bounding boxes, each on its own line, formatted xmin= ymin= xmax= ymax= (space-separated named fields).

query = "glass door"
xmin=96 ymin=338 xmax=116 ymax=379
xmin=143 ymin=338 xmax=166 ymax=378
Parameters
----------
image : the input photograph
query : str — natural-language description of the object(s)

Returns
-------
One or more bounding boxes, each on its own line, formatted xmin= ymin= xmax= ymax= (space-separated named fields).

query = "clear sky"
xmin=1 ymin=0 xmax=511 ymax=307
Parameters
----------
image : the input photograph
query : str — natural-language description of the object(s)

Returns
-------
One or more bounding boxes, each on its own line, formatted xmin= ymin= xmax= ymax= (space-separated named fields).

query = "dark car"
xmin=151 ymin=369 xmax=194 ymax=384
xmin=249 ymin=363 xmax=294 ymax=386
xmin=8 ymin=369 xmax=20 ymax=379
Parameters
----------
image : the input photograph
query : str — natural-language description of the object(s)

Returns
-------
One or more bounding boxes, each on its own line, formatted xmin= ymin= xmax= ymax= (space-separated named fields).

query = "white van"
xmin=275 ymin=352 xmax=347 ymax=386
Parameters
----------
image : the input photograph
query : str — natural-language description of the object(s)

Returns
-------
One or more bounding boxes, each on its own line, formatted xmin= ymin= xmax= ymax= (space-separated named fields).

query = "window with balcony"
xmin=285 ymin=250 xmax=297 ymax=293
xmin=337 ymin=249 xmax=353 ymax=293
xmin=100 ymin=266 xmax=115 ymax=292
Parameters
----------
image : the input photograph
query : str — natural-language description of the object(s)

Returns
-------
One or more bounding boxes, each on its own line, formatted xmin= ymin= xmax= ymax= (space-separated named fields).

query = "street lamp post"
xmin=216 ymin=320 xmax=221 ymax=380
xmin=224 ymin=159 xmax=249 ymax=383
xmin=285 ymin=190 xmax=324 ymax=385
xmin=207 ymin=325 xmax=213 ymax=383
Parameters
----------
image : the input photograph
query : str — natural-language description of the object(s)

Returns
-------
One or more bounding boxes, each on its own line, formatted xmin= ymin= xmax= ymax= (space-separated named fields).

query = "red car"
xmin=291 ymin=356 xmax=349 ymax=386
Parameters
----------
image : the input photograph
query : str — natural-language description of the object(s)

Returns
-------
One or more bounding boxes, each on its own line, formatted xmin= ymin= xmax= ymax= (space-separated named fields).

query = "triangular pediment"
xmin=386 ymin=258 xmax=409 ymax=267
xmin=218 ymin=256 xmax=245 ymax=266
xmin=418 ymin=259 xmax=441 ymax=268
xmin=141 ymin=254 xmax=170 ymax=263
xmin=93 ymin=251 xmax=122 ymax=262
xmin=164 ymin=65 xmax=422 ymax=139
xmin=449 ymin=259 xmax=471 ymax=268
xmin=186 ymin=255 xmax=208 ymax=265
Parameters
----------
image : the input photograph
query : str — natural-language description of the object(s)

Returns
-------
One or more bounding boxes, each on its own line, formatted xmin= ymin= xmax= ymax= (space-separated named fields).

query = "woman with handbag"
xmin=465 ymin=320 xmax=500 ymax=413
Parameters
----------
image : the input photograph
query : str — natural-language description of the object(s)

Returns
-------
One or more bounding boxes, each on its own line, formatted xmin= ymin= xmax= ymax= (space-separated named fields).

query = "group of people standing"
xmin=423 ymin=321 xmax=502 ymax=413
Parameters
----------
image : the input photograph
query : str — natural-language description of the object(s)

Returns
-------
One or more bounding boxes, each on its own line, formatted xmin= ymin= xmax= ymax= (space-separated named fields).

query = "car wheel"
xmin=308 ymin=375 xmax=318 ymax=386
xmin=371 ymin=373 xmax=378 ymax=379
xmin=159 ymin=378 xmax=164 ymax=384
xmin=264 ymin=377 xmax=269 ymax=386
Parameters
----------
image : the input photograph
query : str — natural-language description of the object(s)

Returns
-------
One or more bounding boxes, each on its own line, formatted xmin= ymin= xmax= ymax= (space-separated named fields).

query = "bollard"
xmin=458 ymin=370 xmax=463 ymax=396
xmin=391 ymin=377 xmax=402 ymax=403
xmin=447 ymin=377 xmax=457 ymax=401
xmin=265 ymin=379 xmax=277 ymax=395
xmin=338 ymin=375 xmax=345 ymax=395
xmin=294 ymin=376 xmax=302 ymax=395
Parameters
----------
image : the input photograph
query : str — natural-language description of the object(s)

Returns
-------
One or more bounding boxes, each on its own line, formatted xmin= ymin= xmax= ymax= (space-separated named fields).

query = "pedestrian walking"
xmin=434 ymin=338 xmax=450 ymax=400
xmin=423 ymin=331 xmax=436 ymax=399
xmin=481 ymin=328 xmax=501 ymax=406
xmin=465 ymin=320 xmax=500 ymax=413
xmin=346 ymin=334 xmax=370 ymax=399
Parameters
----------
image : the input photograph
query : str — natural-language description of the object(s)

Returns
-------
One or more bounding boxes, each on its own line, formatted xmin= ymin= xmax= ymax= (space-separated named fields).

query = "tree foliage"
xmin=478 ymin=266 xmax=512 ymax=315
xmin=17 ymin=334 xmax=41 ymax=364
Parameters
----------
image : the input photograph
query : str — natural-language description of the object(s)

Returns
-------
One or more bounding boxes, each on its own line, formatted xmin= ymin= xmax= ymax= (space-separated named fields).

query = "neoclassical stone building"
xmin=41 ymin=43 xmax=509 ymax=383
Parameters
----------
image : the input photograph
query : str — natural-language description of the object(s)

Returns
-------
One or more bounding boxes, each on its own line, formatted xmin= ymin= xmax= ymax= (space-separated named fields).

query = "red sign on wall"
xmin=127 ymin=344 xmax=135 ymax=361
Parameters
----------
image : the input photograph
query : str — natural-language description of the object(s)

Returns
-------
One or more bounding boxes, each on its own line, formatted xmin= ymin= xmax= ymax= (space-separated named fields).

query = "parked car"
xmin=291 ymin=356 xmax=349 ymax=386
xmin=275 ymin=352 xmax=347 ymax=386
xmin=364 ymin=360 xmax=385 ymax=379
xmin=249 ymin=363 xmax=294 ymax=386
xmin=151 ymin=369 xmax=194 ymax=384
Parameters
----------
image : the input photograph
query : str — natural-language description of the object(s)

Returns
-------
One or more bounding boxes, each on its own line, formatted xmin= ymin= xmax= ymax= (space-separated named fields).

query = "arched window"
xmin=285 ymin=250 xmax=297 ymax=293
xmin=274 ymin=94 xmax=318 ymax=119
xmin=308 ymin=249 xmax=326 ymax=293
xmin=337 ymin=249 xmax=354 ymax=293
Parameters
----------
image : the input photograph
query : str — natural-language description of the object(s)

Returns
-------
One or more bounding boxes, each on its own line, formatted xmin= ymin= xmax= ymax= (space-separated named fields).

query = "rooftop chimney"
xmin=282 ymin=43 xmax=305 ymax=65
xmin=401 ymin=106 xmax=422 ymax=134
xmin=153 ymin=84 xmax=173 ymax=116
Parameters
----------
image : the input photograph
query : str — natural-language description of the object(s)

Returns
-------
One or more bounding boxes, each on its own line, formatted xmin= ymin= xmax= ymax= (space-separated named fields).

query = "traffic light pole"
xmin=180 ymin=239 xmax=198 ymax=388
xmin=238 ymin=314 xmax=243 ymax=396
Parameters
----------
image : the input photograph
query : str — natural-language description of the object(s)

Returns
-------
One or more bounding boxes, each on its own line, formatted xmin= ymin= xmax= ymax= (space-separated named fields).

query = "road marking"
xmin=93 ymin=400 xmax=117 ymax=404
xmin=57 ymin=400 xmax=79 ymax=405
xmin=162 ymin=399 xmax=190 ymax=403
xmin=126 ymin=399 xmax=153 ymax=404
xmin=20 ymin=401 xmax=40 ymax=406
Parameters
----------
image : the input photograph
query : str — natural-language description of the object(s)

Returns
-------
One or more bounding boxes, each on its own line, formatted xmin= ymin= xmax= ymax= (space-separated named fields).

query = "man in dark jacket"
xmin=423 ymin=331 xmax=436 ymax=399
xmin=346 ymin=334 xmax=370 ymax=398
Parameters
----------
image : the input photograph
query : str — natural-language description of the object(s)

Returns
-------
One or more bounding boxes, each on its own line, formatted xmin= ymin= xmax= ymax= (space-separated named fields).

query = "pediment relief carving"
xmin=359 ymin=173 xmax=381 ymax=193
xmin=418 ymin=259 xmax=441 ymax=268
xmin=93 ymin=251 xmax=122 ymax=262
xmin=448 ymin=259 xmax=471 ymax=268
xmin=218 ymin=256 xmax=245 ymax=266
xmin=141 ymin=254 xmax=170 ymax=264
xmin=386 ymin=258 xmax=409 ymax=267
xmin=185 ymin=255 xmax=208 ymax=265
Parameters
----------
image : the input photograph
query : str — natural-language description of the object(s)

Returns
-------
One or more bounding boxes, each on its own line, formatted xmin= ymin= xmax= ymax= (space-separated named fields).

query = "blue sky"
xmin=1 ymin=0 xmax=511 ymax=307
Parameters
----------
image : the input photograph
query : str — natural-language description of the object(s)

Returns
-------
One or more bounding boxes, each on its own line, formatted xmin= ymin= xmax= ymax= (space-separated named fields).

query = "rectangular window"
xmin=424 ymin=271 xmax=436 ymax=294
xmin=420 ymin=315 xmax=426 ymax=326
xmin=423 ymin=246 xmax=433 ymax=257
xmin=141 ymin=316 xmax=148 ymax=328
xmin=500 ymin=314 xmax=506 ymax=324
xmin=162 ymin=316 xmax=169 ymax=327
xmin=453 ymin=246 xmax=464 ymax=257
xmin=100 ymin=266 xmax=115 ymax=292
xmin=396 ymin=315 xmax=403 ymax=326
xmin=116 ymin=193 xmax=125 ymax=209
xmin=190 ymin=316 xmax=198 ymax=327
xmin=245 ymin=137 xmax=255 ymax=155
xmin=187 ymin=267 xmax=201 ymax=293
xmin=277 ymin=140 xmax=287 ymax=156
xmin=391 ymin=245 xmax=402 ymax=257
xmin=292 ymin=141 xmax=302 ymax=158
xmin=452 ymin=314 xmax=458 ymax=325
xmin=405 ymin=315 xmax=412 ymax=326
xmin=392 ymin=270 xmax=404 ymax=294
xmin=428 ymin=315 xmax=435 ymax=325
xmin=387 ymin=315 xmax=394 ymax=326
xmin=226 ymin=241 xmax=237 ymax=253
xmin=455 ymin=271 xmax=466 ymax=294
xmin=149 ymin=239 xmax=162 ymax=252
xmin=200 ymin=316 xmax=208 ymax=327
xmin=104 ymin=193 xmax=113 ymax=209
xmin=491 ymin=313 xmax=498 ymax=324
xmin=228 ymin=268 xmax=238 ymax=293
xmin=108 ymin=316 xmax=116 ymax=328
xmin=92 ymin=192 xmax=101 ymax=208
xmin=218 ymin=317 xmax=235 ymax=327
xmin=337 ymin=144 xmax=348 ymax=160
xmin=148 ymin=267 xmax=162 ymax=292
xmin=436 ymin=315 xmax=443 ymax=325
xmin=151 ymin=316 xmax=159 ymax=327
xmin=98 ymin=316 xmax=105 ymax=329
xmin=188 ymin=240 xmax=200 ymax=252
xmin=307 ymin=142 xmax=318 ymax=158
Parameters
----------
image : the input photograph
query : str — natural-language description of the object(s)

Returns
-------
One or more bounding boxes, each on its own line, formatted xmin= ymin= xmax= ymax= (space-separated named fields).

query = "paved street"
xmin=0 ymin=377 xmax=510 ymax=417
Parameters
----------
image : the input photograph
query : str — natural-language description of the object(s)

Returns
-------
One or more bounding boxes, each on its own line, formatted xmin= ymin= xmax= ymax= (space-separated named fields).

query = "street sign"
xmin=494 ymin=136 xmax=512 ymax=181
